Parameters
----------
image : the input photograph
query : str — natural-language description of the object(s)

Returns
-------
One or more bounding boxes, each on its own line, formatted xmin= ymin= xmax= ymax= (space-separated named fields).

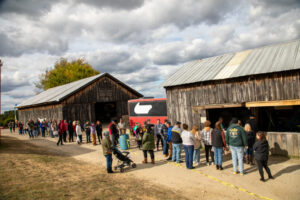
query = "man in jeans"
xmin=102 ymin=131 xmax=113 ymax=173
xmin=154 ymin=119 xmax=163 ymax=151
xmin=226 ymin=118 xmax=248 ymax=175
xmin=171 ymin=121 xmax=183 ymax=163
xmin=160 ymin=120 xmax=169 ymax=157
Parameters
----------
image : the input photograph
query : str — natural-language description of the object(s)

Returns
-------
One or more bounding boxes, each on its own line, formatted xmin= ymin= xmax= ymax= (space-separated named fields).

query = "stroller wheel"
xmin=131 ymin=163 xmax=137 ymax=168
xmin=120 ymin=167 xmax=125 ymax=173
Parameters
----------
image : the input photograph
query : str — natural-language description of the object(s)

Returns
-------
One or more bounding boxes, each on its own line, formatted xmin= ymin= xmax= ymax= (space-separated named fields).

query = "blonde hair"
xmin=244 ymin=123 xmax=252 ymax=132
xmin=191 ymin=125 xmax=199 ymax=135
xmin=203 ymin=120 xmax=211 ymax=127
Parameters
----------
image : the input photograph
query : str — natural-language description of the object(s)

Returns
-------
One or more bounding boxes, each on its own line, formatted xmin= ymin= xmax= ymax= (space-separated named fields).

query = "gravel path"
xmin=2 ymin=129 xmax=300 ymax=200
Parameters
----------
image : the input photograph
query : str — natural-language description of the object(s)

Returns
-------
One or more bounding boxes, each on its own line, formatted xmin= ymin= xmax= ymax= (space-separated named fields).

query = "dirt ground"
xmin=1 ymin=129 xmax=300 ymax=200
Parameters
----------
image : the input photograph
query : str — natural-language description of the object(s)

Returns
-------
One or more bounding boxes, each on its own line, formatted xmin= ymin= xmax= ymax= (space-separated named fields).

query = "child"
xmin=245 ymin=123 xmax=256 ymax=165
xmin=253 ymin=132 xmax=274 ymax=182
xmin=102 ymin=131 xmax=113 ymax=173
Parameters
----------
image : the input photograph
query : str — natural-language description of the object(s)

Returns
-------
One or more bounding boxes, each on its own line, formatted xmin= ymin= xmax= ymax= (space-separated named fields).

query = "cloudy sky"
xmin=1 ymin=0 xmax=300 ymax=112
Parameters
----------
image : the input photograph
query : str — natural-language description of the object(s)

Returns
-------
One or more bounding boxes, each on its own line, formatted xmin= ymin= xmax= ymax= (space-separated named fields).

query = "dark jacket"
xmin=212 ymin=128 xmax=226 ymax=148
xmin=171 ymin=126 xmax=182 ymax=144
xmin=226 ymin=124 xmax=248 ymax=147
xmin=68 ymin=123 xmax=74 ymax=134
xmin=96 ymin=124 xmax=102 ymax=134
xmin=160 ymin=124 xmax=169 ymax=140
xmin=253 ymin=140 xmax=269 ymax=161
xmin=110 ymin=123 xmax=118 ymax=137
xmin=246 ymin=131 xmax=256 ymax=148
xmin=246 ymin=119 xmax=258 ymax=133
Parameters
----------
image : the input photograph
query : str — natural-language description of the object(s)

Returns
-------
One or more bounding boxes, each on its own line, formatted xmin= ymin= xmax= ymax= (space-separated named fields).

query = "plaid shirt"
xmin=201 ymin=128 xmax=212 ymax=145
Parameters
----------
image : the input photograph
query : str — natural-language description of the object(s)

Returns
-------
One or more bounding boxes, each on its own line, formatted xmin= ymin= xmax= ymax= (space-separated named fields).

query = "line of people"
xmin=133 ymin=117 xmax=273 ymax=182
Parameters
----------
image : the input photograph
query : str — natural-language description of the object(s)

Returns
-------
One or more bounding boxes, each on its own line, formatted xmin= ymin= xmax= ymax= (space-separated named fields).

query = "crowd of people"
xmin=132 ymin=116 xmax=273 ymax=182
xmin=10 ymin=116 xmax=273 ymax=181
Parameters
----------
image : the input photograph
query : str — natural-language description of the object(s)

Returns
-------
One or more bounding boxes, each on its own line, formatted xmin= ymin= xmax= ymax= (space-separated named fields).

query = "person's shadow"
xmin=270 ymin=142 xmax=288 ymax=157
xmin=272 ymin=164 xmax=300 ymax=178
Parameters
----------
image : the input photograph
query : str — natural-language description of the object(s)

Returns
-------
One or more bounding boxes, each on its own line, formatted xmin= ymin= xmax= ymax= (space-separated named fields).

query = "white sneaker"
xmin=206 ymin=162 xmax=209 ymax=166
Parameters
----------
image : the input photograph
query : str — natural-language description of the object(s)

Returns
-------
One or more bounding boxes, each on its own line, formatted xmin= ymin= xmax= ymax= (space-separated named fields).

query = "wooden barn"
xmin=17 ymin=73 xmax=143 ymax=123
xmin=162 ymin=39 xmax=300 ymax=157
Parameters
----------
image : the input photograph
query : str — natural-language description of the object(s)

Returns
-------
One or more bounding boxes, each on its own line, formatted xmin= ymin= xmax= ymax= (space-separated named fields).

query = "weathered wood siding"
xmin=165 ymin=71 xmax=300 ymax=128
xmin=62 ymin=76 xmax=140 ymax=122
xmin=267 ymin=132 xmax=300 ymax=157
xmin=18 ymin=104 xmax=63 ymax=123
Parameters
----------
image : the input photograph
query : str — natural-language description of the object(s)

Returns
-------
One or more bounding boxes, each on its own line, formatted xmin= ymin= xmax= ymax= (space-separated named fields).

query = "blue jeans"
xmin=50 ymin=130 xmax=54 ymax=138
xmin=213 ymin=147 xmax=223 ymax=166
xmin=183 ymin=145 xmax=194 ymax=169
xmin=105 ymin=154 xmax=113 ymax=172
xmin=28 ymin=130 xmax=33 ymax=138
xmin=193 ymin=147 xmax=200 ymax=163
xmin=163 ymin=139 xmax=169 ymax=155
xmin=230 ymin=146 xmax=244 ymax=173
xmin=172 ymin=143 xmax=182 ymax=162
xmin=246 ymin=147 xmax=253 ymax=156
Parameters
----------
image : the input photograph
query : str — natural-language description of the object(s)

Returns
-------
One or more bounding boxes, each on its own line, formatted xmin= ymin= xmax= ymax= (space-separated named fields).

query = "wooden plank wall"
xmin=267 ymin=132 xmax=299 ymax=157
xmin=166 ymin=71 xmax=300 ymax=129
xmin=18 ymin=105 xmax=63 ymax=123
xmin=62 ymin=76 xmax=140 ymax=122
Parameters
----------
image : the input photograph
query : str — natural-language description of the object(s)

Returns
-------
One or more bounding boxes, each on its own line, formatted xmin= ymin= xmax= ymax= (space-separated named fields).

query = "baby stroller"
xmin=113 ymin=147 xmax=137 ymax=172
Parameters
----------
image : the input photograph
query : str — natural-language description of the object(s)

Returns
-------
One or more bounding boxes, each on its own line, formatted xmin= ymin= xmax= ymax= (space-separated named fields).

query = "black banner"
xmin=129 ymin=100 xmax=167 ymax=116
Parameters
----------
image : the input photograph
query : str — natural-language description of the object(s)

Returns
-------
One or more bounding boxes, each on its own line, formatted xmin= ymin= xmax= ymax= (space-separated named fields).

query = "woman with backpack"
xmin=212 ymin=121 xmax=226 ymax=170
xmin=142 ymin=124 xmax=155 ymax=164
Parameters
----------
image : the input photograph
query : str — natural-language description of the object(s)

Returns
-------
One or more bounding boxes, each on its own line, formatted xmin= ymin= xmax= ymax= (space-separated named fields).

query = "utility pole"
xmin=0 ymin=59 xmax=2 ymax=144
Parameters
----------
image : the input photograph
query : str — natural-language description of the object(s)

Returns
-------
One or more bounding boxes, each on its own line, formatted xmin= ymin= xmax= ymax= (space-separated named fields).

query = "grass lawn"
xmin=0 ymin=136 xmax=185 ymax=200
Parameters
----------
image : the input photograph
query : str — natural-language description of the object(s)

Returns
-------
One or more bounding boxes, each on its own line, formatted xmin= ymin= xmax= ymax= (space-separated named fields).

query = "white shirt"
xmin=181 ymin=130 xmax=195 ymax=146
xmin=76 ymin=125 xmax=82 ymax=136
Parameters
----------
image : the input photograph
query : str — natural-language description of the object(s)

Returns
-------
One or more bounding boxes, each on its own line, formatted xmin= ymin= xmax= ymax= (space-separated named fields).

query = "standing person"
xmin=18 ymin=121 xmax=24 ymax=135
xmin=245 ymin=123 xmax=256 ymax=165
xmin=118 ymin=118 xmax=126 ymax=135
xmin=28 ymin=120 xmax=34 ymax=138
xmin=109 ymin=120 xmax=119 ymax=147
xmin=96 ymin=120 xmax=103 ymax=144
xmin=102 ymin=131 xmax=113 ymax=173
xmin=218 ymin=117 xmax=226 ymax=130
xmin=192 ymin=125 xmax=201 ymax=166
xmin=63 ymin=120 xmax=68 ymax=142
xmin=41 ymin=121 xmax=46 ymax=137
xmin=246 ymin=115 xmax=258 ymax=134
xmin=76 ymin=121 xmax=83 ymax=144
xmin=47 ymin=120 xmax=51 ymax=136
xmin=51 ymin=120 xmax=57 ymax=138
xmin=68 ymin=121 xmax=74 ymax=142
xmin=201 ymin=120 xmax=214 ymax=166
xmin=226 ymin=118 xmax=248 ymax=175
xmin=36 ymin=120 xmax=40 ymax=136
xmin=171 ymin=121 xmax=183 ymax=163
xmin=154 ymin=119 xmax=163 ymax=151
xmin=49 ymin=120 xmax=54 ymax=138
xmin=212 ymin=122 xmax=226 ymax=170
xmin=91 ymin=123 xmax=97 ymax=145
xmin=142 ymin=124 xmax=155 ymax=164
xmin=161 ymin=120 xmax=169 ymax=157
xmin=57 ymin=120 xmax=64 ymax=146
xmin=182 ymin=124 xmax=195 ymax=169
xmin=166 ymin=121 xmax=173 ymax=161
xmin=253 ymin=132 xmax=273 ymax=182
xmin=8 ymin=121 xmax=13 ymax=133
xmin=135 ymin=123 xmax=143 ymax=149
xmin=13 ymin=121 xmax=16 ymax=132
xmin=84 ymin=121 xmax=91 ymax=143
xmin=33 ymin=120 xmax=39 ymax=137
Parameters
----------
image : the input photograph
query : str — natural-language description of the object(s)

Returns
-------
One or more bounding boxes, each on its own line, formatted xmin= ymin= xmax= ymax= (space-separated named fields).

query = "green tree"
xmin=35 ymin=58 xmax=100 ymax=90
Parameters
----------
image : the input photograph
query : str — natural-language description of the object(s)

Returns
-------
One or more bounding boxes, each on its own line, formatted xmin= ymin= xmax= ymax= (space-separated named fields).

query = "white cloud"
xmin=1 ymin=0 xmax=300 ymax=112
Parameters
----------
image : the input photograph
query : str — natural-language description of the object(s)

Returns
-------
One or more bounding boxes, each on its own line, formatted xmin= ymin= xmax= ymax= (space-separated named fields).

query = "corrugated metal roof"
xmin=18 ymin=73 xmax=143 ymax=108
xmin=163 ymin=39 xmax=300 ymax=87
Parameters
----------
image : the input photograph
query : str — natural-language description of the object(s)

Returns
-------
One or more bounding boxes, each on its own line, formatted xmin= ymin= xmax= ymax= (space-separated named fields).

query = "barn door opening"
xmin=207 ymin=107 xmax=250 ymax=129
xmin=94 ymin=102 xmax=117 ymax=123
